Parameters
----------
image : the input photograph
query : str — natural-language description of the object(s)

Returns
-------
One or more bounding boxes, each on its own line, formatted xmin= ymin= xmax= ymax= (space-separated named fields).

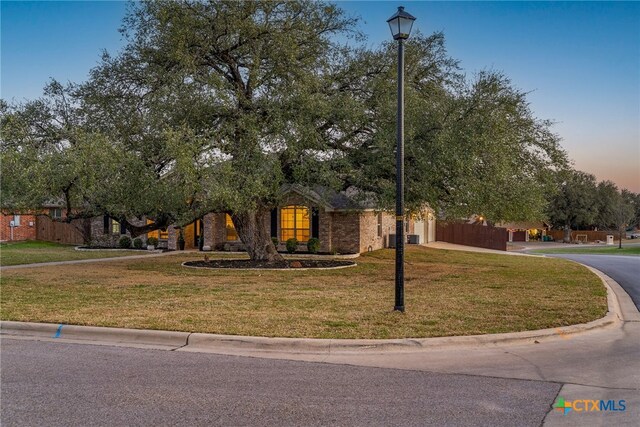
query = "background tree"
xmin=595 ymin=181 xmax=634 ymax=248
xmin=546 ymin=169 xmax=598 ymax=242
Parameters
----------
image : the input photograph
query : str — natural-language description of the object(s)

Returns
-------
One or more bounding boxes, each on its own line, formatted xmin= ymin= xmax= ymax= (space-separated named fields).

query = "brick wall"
xmin=89 ymin=216 xmax=146 ymax=247
xmin=330 ymin=212 xmax=360 ymax=254
xmin=358 ymin=211 xmax=396 ymax=253
xmin=0 ymin=213 xmax=37 ymax=241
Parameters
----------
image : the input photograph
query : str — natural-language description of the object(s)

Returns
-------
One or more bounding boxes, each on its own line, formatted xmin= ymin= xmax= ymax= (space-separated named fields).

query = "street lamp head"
xmin=387 ymin=6 xmax=416 ymax=40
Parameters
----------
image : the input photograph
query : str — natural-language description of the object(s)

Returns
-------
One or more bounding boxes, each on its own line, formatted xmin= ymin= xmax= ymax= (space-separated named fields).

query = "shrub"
xmin=147 ymin=237 xmax=158 ymax=247
xmin=271 ymin=237 xmax=279 ymax=248
xmin=118 ymin=236 xmax=132 ymax=249
xmin=307 ymin=237 xmax=320 ymax=254
xmin=133 ymin=238 xmax=143 ymax=249
xmin=286 ymin=238 xmax=298 ymax=253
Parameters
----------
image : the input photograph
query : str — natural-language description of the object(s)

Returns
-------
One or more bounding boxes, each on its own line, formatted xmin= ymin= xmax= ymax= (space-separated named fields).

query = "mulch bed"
xmin=183 ymin=259 xmax=356 ymax=269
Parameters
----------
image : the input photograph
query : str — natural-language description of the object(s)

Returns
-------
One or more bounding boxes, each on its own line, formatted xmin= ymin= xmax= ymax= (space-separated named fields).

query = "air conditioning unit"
xmin=388 ymin=234 xmax=396 ymax=248
xmin=407 ymin=234 xmax=420 ymax=244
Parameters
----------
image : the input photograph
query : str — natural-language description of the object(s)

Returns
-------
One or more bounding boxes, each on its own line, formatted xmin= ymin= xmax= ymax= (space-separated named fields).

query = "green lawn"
xmin=0 ymin=240 xmax=146 ymax=266
xmin=531 ymin=245 xmax=640 ymax=256
xmin=0 ymin=246 xmax=608 ymax=339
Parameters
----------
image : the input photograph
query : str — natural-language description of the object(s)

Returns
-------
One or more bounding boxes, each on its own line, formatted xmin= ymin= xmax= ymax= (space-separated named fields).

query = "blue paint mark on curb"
xmin=53 ymin=324 xmax=64 ymax=338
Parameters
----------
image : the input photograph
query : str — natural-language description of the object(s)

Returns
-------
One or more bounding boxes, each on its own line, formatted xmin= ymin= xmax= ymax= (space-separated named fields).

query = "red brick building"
xmin=0 ymin=213 xmax=37 ymax=242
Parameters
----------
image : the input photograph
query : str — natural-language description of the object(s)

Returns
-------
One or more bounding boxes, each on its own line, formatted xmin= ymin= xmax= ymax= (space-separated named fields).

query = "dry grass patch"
xmin=0 ymin=247 xmax=607 ymax=338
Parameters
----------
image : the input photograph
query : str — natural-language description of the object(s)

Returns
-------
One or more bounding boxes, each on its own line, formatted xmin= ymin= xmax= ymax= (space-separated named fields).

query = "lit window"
xmin=280 ymin=206 xmax=310 ymax=242
xmin=226 ymin=214 xmax=238 ymax=241
xmin=50 ymin=208 xmax=62 ymax=219
xmin=146 ymin=219 xmax=168 ymax=240
xmin=111 ymin=219 xmax=120 ymax=234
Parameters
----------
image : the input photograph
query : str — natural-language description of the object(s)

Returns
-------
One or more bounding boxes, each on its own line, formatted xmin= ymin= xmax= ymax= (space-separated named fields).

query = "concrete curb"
xmin=0 ymin=321 xmax=190 ymax=350
xmin=1 ymin=263 xmax=632 ymax=354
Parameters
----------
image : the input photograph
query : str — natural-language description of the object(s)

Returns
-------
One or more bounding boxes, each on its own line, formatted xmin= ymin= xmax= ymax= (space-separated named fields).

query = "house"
xmin=0 ymin=203 xmax=66 ymax=242
xmin=0 ymin=212 xmax=37 ymax=242
xmin=43 ymin=185 xmax=435 ymax=253
xmin=495 ymin=221 xmax=549 ymax=242
xmin=162 ymin=185 xmax=436 ymax=254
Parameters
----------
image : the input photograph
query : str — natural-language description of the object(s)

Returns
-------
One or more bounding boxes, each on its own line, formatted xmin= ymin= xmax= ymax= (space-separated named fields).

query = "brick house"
xmin=163 ymin=185 xmax=436 ymax=254
xmin=0 ymin=212 xmax=37 ymax=242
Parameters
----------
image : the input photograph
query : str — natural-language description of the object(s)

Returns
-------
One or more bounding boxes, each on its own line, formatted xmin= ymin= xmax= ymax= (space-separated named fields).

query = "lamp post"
xmin=387 ymin=6 xmax=415 ymax=312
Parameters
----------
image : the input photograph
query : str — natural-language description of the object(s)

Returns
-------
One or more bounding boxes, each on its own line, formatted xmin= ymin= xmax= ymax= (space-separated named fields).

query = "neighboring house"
xmin=0 ymin=203 xmax=66 ymax=242
xmin=163 ymin=185 xmax=436 ymax=254
xmin=0 ymin=212 xmax=37 ymax=242
xmin=495 ymin=221 xmax=549 ymax=242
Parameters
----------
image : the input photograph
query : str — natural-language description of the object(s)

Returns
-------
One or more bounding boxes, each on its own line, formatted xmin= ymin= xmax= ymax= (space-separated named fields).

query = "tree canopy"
xmin=2 ymin=0 xmax=571 ymax=259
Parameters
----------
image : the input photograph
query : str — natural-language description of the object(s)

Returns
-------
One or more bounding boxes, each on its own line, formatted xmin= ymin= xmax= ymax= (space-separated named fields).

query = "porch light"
xmin=387 ymin=6 xmax=416 ymax=40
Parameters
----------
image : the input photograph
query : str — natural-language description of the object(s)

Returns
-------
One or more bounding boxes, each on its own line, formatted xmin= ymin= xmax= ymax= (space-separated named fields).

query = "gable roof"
xmin=281 ymin=184 xmax=376 ymax=212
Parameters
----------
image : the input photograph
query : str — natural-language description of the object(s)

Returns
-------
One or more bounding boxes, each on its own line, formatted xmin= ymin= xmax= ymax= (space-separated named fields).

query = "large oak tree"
xmin=1 ymin=0 xmax=568 ymax=260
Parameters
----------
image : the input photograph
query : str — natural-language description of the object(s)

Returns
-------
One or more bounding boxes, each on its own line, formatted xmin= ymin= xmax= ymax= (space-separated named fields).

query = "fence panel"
xmin=36 ymin=215 xmax=85 ymax=245
xmin=436 ymin=222 xmax=508 ymax=251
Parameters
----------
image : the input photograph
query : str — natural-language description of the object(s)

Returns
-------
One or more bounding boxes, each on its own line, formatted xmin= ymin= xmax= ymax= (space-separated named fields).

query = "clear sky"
xmin=2 ymin=1 xmax=639 ymax=192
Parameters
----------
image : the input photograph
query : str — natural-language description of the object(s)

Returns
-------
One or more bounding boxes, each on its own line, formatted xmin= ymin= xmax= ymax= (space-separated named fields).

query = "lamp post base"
xmin=394 ymin=305 xmax=405 ymax=313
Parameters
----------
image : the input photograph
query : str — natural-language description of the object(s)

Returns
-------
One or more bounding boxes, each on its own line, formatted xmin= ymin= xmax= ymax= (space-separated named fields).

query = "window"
xmin=280 ymin=205 xmax=310 ymax=242
xmin=13 ymin=215 xmax=20 ymax=226
xmin=377 ymin=213 xmax=383 ymax=237
xmin=146 ymin=219 xmax=169 ymax=240
xmin=50 ymin=208 xmax=62 ymax=219
xmin=226 ymin=214 xmax=238 ymax=241
xmin=111 ymin=219 xmax=120 ymax=234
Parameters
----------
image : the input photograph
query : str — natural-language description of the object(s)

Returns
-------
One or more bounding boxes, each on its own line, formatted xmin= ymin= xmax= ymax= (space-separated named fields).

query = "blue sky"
xmin=2 ymin=1 xmax=639 ymax=192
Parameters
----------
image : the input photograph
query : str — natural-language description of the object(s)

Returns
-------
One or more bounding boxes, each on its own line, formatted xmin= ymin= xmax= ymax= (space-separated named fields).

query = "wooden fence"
xmin=36 ymin=215 xmax=85 ymax=245
xmin=546 ymin=230 xmax=616 ymax=242
xmin=436 ymin=221 xmax=508 ymax=251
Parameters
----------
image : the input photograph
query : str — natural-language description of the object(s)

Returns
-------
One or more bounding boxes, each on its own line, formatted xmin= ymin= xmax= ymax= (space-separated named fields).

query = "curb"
xmin=0 ymin=321 xmax=190 ymax=350
xmin=1 ymin=264 xmax=633 ymax=355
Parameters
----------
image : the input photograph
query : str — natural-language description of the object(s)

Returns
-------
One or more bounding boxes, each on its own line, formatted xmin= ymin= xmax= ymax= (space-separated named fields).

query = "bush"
xmin=307 ymin=237 xmax=320 ymax=254
xmin=147 ymin=237 xmax=158 ymax=247
xmin=286 ymin=238 xmax=298 ymax=253
xmin=271 ymin=237 xmax=279 ymax=248
xmin=118 ymin=236 xmax=132 ymax=249
xmin=133 ymin=238 xmax=143 ymax=249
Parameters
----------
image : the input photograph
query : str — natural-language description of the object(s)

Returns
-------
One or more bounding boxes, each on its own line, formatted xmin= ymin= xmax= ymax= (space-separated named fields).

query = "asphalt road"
xmin=545 ymin=253 xmax=640 ymax=310
xmin=1 ymin=339 xmax=558 ymax=427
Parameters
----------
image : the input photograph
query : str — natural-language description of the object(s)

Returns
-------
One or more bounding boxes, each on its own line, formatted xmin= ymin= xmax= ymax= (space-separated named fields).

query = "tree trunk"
xmin=619 ymin=227 xmax=623 ymax=249
xmin=563 ymin=225 xmax=571 ymax=243
xmin=232 ymin=207 xmax=283 ymax=262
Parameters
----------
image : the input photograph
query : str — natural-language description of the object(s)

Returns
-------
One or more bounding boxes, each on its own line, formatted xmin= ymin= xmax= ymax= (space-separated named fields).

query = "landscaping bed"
xmin=0 ymin=247 xmax=607 ymax=339
xmin=184 ymin=259 xmax=356 ymax=269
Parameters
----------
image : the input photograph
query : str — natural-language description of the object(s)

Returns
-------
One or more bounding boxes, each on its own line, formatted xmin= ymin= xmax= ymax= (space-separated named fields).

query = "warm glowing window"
xmin=111 ymin=219 xmax=120 ymax=234
xmin=280 ymin=206 xmax=310 ymax=242
xmin=226 ymin=214 xmax=238 ymax=241
xmin=147 ymin=219 xmax=168 ymax=240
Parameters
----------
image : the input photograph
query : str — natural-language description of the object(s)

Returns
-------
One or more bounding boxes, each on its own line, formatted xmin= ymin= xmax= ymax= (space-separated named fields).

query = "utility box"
xmin=606 ymin=235 xmax=614 ymax=245
xmin=407 ymin=234 xmax=420 ymax=244
xmin=388 ymin=234 xmax=396 ymax=248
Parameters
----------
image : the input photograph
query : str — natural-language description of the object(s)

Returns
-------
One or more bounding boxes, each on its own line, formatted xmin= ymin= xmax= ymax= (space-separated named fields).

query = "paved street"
xmin=1 ymin=338 xmax=557 ymax=427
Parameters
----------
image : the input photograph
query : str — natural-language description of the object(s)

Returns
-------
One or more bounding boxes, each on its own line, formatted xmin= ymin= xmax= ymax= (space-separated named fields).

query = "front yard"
xmin=0 ymin=246 xmax=607 ymax=339
xmin=0 ymin=241 xmax=149 ymax=266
